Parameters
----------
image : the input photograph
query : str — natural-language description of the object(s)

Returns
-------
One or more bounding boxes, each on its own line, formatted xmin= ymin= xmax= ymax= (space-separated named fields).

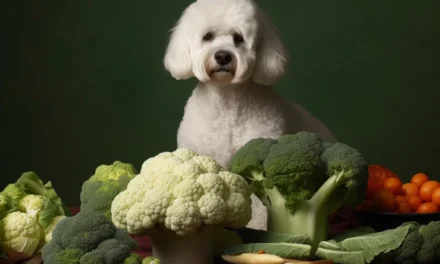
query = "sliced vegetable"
xmin=221 ymin=253 xmax=335 ymax=264
xmin=222 ymin=253 xmax=285 ymax=264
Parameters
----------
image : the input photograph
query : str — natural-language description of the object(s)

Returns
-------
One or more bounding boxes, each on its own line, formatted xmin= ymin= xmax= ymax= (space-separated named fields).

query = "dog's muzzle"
xmin=212 ymin=50 xmax=235 ymax=74
xmin=214 ymin=50 xmax=232 ymax=66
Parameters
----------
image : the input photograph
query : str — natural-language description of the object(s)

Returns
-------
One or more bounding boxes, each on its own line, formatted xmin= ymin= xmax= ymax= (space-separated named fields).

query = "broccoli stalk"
xmin=248 ymin=169 xmax=345 ymax=253
xmin=230 ymin=132 xmax=368 ymax=256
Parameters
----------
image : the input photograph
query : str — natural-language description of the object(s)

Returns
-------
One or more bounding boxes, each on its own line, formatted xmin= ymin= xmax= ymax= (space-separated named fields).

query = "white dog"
xmin=163 ymin=0 xmax=336 ymax=230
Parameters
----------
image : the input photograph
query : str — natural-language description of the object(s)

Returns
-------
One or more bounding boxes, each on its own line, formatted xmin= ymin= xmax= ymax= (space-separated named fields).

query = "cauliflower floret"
xmin=125 ymin=189 xmax=170 ymax=234
xmin=141 ymin=152 xmax=184 ymax=175
xmin=172 ymin=148 xmax=198 ymax=161
xmin=18 ymin=194 xmax=46 ymax=218
xmin=196 ymin=173 xmax=227 ymax=198
xmin=0 ymin=211 xmax=43 ymax=257
xmin=197 ymin=193 xmax=227 ymax=225
xmin=165 ymin=198 xmax=202 ymax=236
xmin=173 ymin=179 xmax=204 ymax=202
xmin=111 ymin=148 xmax=253 ymax=236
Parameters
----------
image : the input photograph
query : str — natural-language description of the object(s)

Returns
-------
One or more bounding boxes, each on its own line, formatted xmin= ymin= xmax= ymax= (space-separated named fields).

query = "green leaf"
xmin=15 ymin=172 xmax=45 ymax=195
xmin=38 ymin=198 xmax=58 ymax=230
xmin=315 ymin=224 xmax=412 ymax=264
xmin=316 ymin=248 xmax=367 ymax=264
xmin=332 ymin=227 xmax=376 ymax=243
xmin=220 ymin=242 xmax=311 ymax=260
xmin=235 ymin=228 xmax=312 ymax=244
xmin=318 ymin=240 xmax=341 ymax=250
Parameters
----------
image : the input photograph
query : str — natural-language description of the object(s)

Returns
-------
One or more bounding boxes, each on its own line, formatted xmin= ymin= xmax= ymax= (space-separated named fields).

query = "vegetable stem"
xmin=149 ymin=225 xmax=222 ymax=264
xmin=251 ymin=171 xmax=346 ymax=256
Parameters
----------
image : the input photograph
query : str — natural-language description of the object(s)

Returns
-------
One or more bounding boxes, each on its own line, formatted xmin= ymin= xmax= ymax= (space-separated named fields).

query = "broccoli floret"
xmin=416 ymin=221 xmax=440 ymax=264
xmin=42 ymin=246 xmax=84 ymax=264
xmin=229 ymin=131 xmax=368 ymax=255
xmin=42 ymin=210 xmax=139 ymax=264
xmin=80 ymin=239 xmax=132 ymax=264
xmin=80 ymin=161 xmax=137 ymax=218
xmin=382 ymin=222 xmax=423 ymax=264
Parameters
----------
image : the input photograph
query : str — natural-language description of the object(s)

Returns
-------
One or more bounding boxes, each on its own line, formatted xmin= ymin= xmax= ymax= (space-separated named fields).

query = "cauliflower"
xmin=0 ymin=211 xmax=43 ymax=259
xmin=0 ymin=172 xmax=70 ymax=261
xmin=18 ymin=194 xmax=46 ymax=218
xmin=111 ymin=148 xmax=253 ymax=264
xmin=142 ymin=256 xmax=161 ymax=264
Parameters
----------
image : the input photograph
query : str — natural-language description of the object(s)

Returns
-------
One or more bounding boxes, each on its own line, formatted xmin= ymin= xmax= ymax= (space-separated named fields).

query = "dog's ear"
xmin=252 ymin=8 xmax=288 ymax=86
xmin=164 ymin=6 xmax=195 ymax=80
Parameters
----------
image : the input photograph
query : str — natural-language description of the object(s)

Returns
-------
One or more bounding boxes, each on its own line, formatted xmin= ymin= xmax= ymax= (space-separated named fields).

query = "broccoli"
xmin=41 ymin=210 xmax=139 ymax=264
xmin=416 ymin=221 xmax=440 ymax=264
xmin=386 ymin=223 xmax=423 ymax=264
xmin=319 ymin=221 xmax=440 ymax=264
xmin=80 ymin=161 xmax=137 ymax=219
xmin=375 ymin=221 xmax=440 ymax=264
xmin=230 ymin=131 xmax=368 ymax=254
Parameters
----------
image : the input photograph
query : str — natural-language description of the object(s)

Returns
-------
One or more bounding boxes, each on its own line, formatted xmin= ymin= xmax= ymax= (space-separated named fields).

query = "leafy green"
xmin=315 ymin=223 xmax=412 ymax=264
xmin=331 ymin=227 xmax=376 ymax=243
xmin=220 ymin=242 xmax=311 ymax=260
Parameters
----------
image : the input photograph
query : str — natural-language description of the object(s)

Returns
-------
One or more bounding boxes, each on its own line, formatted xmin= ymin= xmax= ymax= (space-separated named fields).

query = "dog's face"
xmin=164 ymin=0 xmax=288 ymax=86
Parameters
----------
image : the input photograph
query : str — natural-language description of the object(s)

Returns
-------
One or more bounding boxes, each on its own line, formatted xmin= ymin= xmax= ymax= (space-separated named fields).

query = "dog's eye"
xmin=233 ymin=33 xmax=244 ymax=45
xmin=202 ymin=32 xmax=214 ymax=41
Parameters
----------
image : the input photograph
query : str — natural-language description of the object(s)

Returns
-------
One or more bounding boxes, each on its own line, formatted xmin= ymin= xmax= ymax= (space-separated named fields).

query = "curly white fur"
xmin=164 ymin=0 xmax=336 ymax=230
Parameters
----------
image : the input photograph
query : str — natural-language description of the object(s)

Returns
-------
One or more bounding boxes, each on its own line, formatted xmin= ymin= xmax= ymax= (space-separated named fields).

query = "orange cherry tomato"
xmin=411 ymin=173 xmax=429 ymax=188
xmin=384 ymin=177 xmax=403 ymax=195
xmin=395 ymin=195 xmax=407 ymax=203
xmin=396 ymin=201 xmax=413 ymax=213
xmin=406 ymin=195 xmax=423 ymax=212
xmin=417 ymin=202 xmax=439 ymax=213
xmin=431 ymin=187 xmax=440 ymax=207
xmin=402 ymin=183 xmax=419 ymax=197
xmin=420 ymin=181 xmax=440 ymax=202
xmin=373 ymin=189 xmax=397 ymax=213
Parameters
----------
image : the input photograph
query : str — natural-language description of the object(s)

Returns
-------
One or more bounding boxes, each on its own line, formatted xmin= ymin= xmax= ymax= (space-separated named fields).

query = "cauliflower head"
xmin=111 ymin=148 xmax=253 ymax=236
xmin=0 ymin=211 xmax=43 ymax=257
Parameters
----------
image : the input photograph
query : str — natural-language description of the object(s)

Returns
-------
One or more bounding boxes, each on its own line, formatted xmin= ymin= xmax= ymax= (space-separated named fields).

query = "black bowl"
xmin=353 ymin=211 xmax=440 ymax=231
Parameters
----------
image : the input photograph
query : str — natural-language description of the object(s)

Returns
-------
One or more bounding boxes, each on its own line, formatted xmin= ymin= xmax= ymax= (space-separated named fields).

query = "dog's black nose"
xmin=214 ymin=51 xmax=232 ymax=65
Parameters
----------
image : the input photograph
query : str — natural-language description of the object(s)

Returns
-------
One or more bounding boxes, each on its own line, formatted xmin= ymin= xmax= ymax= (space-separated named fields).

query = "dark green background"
xmin=1 ymin=0 xmax=439 ymax=206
